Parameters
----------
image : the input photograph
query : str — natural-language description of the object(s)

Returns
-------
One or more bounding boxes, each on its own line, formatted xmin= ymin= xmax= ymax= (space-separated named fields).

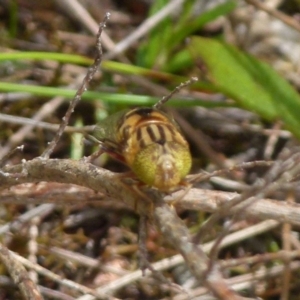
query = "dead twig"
xmin=2 ymin=162 xmax=300 ymax=226
xmin=0 ymin=243 xmax=43 ymax=300
xmin=41 ymin=13 xmax=110 ymax=159
xmin=245 ymin=0 xmax=300 ymax=33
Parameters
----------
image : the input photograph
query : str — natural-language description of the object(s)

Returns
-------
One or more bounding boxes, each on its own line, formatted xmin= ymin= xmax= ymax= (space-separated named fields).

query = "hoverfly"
xmin=91 ymin=78 xmax=195 ymax=195
xmin=92 ymin=105 xmax=191 ymax=193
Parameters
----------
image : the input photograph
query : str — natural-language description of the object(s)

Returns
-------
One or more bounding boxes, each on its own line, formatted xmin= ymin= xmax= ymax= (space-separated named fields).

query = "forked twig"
xmin=187 ymin=160 xmax=274 ymax=185
xmin=41 ymin=13 xmax=110 ymax=159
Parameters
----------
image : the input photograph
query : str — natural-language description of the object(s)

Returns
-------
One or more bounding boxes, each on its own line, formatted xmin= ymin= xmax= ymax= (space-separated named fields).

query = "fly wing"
xmin=92 ymin=109 xmax=130 ymax=162
xmin=93 ymin=109 xmax=129 ymax=143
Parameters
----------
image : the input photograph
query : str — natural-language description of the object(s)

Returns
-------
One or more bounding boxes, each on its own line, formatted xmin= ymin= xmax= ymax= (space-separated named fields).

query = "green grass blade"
xmin=0 ymin=81 xmax=228 ymax=108
xmin=189 ymin=36 xmax=300 ymax=139
xmin=167 ymin=1 xmax=236 ymax=52
xmin=0 ymin=52 xmax=92 ymax=65
xmin=137 ymin=0 xmax=172 ymax=68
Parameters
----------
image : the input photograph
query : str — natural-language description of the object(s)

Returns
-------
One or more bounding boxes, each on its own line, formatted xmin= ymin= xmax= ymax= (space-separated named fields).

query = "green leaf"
xmin=0 ymin=81 xmax=227 ymax=108
xmin=138 ymin=0 xmax=172 ymax=68
xmin=189 ymin=36 xmax=300 ymax=139
xmin=0 ymin=51 xmax=92 ymax=65
xmin=167 ymin=1 xmax=236 ymax=52
xmin=137 ymin=0 xmax=236 ymax=70
xmin=0 ymin=51 xmax=211 ymax=89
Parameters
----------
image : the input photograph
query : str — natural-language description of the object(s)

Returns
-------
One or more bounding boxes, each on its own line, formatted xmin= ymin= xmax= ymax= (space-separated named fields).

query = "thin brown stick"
xmin=13 ymin=252 xmax=111 ymax=300
xmin=53 ymin=0 xmax=115 ymax=51
xmin=153 ymin=200 xmax=248 ymax=300
xmin=0 ymin=96 xmax=65 ymax=159
xmin=41 ymin=13 xmax=110 ymax=159
xmin=0 ymin=113 xmax=94 ymax=133
xmin=0 ymin=243 xmax=43 ymax=300
xmin=153 ymin=77 xmax=198 ymax=109
xmin=0 ymin=204 xmax=55 ymax=236
xmin=187 ymin=160 xmax=274 ymax=184
xmin=80 ymin=220 xmax=278 ymax=299
xmin=280 ymin=191 xmax=294 ymax=300
xmin=1 ymin=158 xmax=246 ymax=299
xmin=2 ymin=162 xmax=300 ymax=227
xmin=0 ymin=145 xmax=24 ymax=168
xmin=245 ymin=0 xmax=300 ymax=33
xmin=192 ymin=151 xmax=300 ymax=244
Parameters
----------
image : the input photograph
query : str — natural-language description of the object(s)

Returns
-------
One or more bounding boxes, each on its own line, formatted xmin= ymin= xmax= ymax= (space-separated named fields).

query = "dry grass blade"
xmin=0 ymin=243 xmax=43 ymax=300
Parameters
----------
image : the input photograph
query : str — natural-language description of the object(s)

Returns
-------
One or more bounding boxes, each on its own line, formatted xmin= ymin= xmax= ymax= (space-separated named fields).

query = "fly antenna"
xmin=153 ymin=77 xmax=198 ymax=110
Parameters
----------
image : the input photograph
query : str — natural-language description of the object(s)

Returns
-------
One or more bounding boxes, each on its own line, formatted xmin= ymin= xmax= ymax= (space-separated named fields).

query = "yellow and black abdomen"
xmin=118 ymin=108 xmax=191 ymax=192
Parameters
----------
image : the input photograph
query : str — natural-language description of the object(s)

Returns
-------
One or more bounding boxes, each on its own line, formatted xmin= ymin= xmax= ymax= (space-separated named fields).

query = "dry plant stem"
xmin=0 ymin=145 xmax=24 ymax=168
xmin=227 ymin=261 xmax=300 ymax=296
xmin=0 ymin=113 xmax=93 ymax=133
xmin=246 ymin=124 xmax=291 ymax=138
xmin=245 ymin=0 xmax=300 ymax=33
xmin=206 ymin=179 xmax=275 ymax=263
xmin=290 ymin=235 xmax=300 ymax=251
xmin=187 ymin=160 xmax=273 ymax=189
xmin=13 ymin=253 xmax=111 ymax=300
xmin=177 ymin=188 xmax=300 ymax=226
xmin=264 ymin=121 xmax=282 ymax=160
xmin=54 ymin=0 xmax=113 ymax=49
xmin=194 ymin=152 xmax=300 ymax=244
xmin=77 ymin=220 xmax=278 ymax=299
xmin=0 ymin=159 xmax=150 ymax=215
xmin=0 ymin=96 xmax=64 ymax=159
xmin=0 ymin=92 xmax=31 ymax=102
xmin=193 ymin=191 xmax=258 ymax=244
xmin=2 ymin=159 xmax=243 ymax=299
xmin=2 ymin=176 xmax=300 ymax=227
xmin=280 ymin=191 xmax=294 ymax=300
xmin=153 ymin=200 xmax=242 ymax=300
xmin=220 ymin=250 xmax=300 ymax=269
xmin=174 ymin=261 xmax=300 ymax=300
xmin=153 ymin=77 xmax=198 ymax=109
xmin=137 ymin=214 xmax=148 ymax=274
xmin=27 ymin=208 xmax=39 ymax=283
xmin=137 ymin=216 xmax=183 ymax=293
xmin=0 ymin=204 xmax=55 ymax=236
xmin=104 ymin=0 xmax=186 ymax=60
xmin=37 ymin=287 xmax=79 ymax=300
xmin=0 ymin=243 xmax=43 ymax=300
xmin=42 ymin=14 xmax=109 ymax=159
xmin=48 ymin=246 xmax=126 ymax=272
xmin=209 ymin=176 xmax=248 ymax=192
xmin=83 ymin=148 xmax=105 ymax=163
xmin=54 ymin=0 xmax=130 ymax=64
